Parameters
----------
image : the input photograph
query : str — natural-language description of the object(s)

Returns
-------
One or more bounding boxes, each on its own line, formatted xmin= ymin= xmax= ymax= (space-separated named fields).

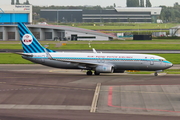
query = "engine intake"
xmin=95 ymin=65 xmax=114 ymax=73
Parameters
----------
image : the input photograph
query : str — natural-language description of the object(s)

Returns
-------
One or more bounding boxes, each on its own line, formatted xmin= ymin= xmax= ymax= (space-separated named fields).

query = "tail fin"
xmin=18 ymin=22 xmax=55 ymax=53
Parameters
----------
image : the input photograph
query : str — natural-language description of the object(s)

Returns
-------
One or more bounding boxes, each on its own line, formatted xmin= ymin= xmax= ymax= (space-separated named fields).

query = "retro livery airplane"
xmin=17 ymin=22 xmax=173 ymax=76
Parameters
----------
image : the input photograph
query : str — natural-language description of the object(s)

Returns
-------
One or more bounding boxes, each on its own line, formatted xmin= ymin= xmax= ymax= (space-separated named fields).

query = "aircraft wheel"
xmin=94 ymin=71 xmax=100 ymax=75
xmin=87 ymin=71 xmax=93 ymax=75
xmin=154 ymin=72 xmax=158 ymax=76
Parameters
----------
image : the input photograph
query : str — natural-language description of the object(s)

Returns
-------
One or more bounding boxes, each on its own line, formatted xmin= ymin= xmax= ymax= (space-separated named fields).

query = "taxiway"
xmin=0 ymin=64 xmax=180 ymax=120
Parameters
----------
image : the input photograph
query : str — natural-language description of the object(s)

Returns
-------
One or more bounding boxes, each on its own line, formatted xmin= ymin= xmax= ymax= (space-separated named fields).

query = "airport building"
xmin=40 ymin=7 xmax=162 ymax=23
xmin=0 ymin=5 xmax=32 ymax=24
xmin=0 ymin=5 xmax=113 ymax=41
xmin=0 ymin=24 xmax=113 ymax=41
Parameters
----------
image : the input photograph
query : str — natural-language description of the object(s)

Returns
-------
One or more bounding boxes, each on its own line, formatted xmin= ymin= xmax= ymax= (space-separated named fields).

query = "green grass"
xmin=1 ymin=40 xmax=180 ymax=50
xmin=0 ymin=44 xmax=22 ymax=49
xmin=53 ymin=44 xmax=180 ymax=50
xmin=56 ymin=23 xmax=178 ymax=30
xmin=153 ymin=54 xmax=180 ymax=64
xmin=0 ymin=53 xmax=33 ymax=64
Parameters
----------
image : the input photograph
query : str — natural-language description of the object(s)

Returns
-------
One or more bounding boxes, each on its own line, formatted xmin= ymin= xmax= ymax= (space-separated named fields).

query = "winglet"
xmin=92 ymin=48 xmax=97 ymax=53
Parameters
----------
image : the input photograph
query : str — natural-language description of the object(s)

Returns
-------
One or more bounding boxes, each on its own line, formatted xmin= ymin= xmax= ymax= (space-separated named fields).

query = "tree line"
xmin=126 ymin=0 xmax=152 ymax=7
xmin=160 ymin=3 xmax=180 ymax=23
xmin=11 ymin=0 xmax=30 ymax=5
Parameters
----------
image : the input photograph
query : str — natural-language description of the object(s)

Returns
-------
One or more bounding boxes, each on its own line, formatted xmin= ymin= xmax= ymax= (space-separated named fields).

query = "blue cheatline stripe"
xmin=31 ymin=57 xmax=171 ymax=63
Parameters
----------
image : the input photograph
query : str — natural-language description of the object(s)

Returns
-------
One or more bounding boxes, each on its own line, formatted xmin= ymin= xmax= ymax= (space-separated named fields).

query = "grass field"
xmin=0 ymin=53 xmax=33 ymax=64
xmin=58 ymin=23 xmax=178 ymax=30
xmin=1 ymin=40 xmax=180 ymax=50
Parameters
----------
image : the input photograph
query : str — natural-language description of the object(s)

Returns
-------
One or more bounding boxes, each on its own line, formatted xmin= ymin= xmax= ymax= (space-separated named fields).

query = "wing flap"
xmin=44 ymin=48 xmax=102 ymax=67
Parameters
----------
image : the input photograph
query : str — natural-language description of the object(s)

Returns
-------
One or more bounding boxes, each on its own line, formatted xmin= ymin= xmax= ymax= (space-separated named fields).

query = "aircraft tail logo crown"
xmin=18 ymin=22 xmax=55 ymax=53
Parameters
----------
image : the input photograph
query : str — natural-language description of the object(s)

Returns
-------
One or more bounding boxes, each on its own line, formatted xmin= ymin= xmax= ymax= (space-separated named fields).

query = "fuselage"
xmin=23 ymin=52 xmax=173 ymax=71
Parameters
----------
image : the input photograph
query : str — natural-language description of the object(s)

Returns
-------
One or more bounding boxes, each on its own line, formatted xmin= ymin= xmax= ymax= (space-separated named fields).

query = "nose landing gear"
xmin=154 ymin=70 xmax=163 ymax=76
xmin=154 ymin=72 xmax=158 ymax=76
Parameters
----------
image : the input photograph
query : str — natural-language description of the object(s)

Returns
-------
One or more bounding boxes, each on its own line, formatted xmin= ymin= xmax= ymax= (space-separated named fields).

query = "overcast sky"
xmin=0 ymin=0 xmax=179 ymax=7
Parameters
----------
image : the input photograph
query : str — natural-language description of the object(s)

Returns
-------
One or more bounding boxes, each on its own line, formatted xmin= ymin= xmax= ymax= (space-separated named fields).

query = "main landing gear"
xmin=86 ymin=71 xmax=100 ymax=76
xmin=86 ymin=71 xmax=93 ymax=75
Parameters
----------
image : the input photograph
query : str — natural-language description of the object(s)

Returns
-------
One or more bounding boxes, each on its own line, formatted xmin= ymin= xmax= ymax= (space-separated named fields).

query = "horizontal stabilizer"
xmin=13 ymin=52 xmax=33 ymax=57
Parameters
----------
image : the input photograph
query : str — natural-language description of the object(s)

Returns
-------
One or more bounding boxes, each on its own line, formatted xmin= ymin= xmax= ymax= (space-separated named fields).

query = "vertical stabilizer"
xmin=18 ymin=22 xmax=55 ymax=53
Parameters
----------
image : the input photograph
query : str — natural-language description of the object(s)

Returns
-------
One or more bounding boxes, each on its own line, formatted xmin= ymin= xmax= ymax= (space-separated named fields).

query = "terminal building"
xmin=40 ymin=7 xmax=162 ymax=23
xmin=0 ymin=24 xmax=113 ymax=41
xmin=0 ymin=5 xmax=113 ymax=41
xmin=0 ymin=5 xmax=32 ymax=24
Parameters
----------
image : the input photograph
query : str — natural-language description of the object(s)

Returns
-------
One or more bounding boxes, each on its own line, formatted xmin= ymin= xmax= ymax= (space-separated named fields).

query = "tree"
xmin=23 ymin=0 xmax=30 ymax=5
xmin=127 ymin=0 xmax=139 ymax=7
xmin=140 ymin=0 xmax=144 ymax=7
xmin=146 ymin=0 xmax=152 ymax=7
xmin=11 ymin=0 xmax=15 ymax=5
xmin=16 ymin=0 xmax=20 ymax=5
xmin=26 ymin=0 xmax=30 ymax=5
xmin=113 ymin=3 xmax=116 ymax=8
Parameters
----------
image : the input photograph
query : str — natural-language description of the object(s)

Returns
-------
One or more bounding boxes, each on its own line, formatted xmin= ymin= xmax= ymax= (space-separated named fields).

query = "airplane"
xmin=16 ymin=22 xmax=173 ymax=76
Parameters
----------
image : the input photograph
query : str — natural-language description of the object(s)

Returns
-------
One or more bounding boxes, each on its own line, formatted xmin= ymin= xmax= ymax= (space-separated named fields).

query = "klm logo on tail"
xmin=22 ymin=34 xmax=33 ymax=45
xmin=18 ymin=23 xmax=55 ymax=53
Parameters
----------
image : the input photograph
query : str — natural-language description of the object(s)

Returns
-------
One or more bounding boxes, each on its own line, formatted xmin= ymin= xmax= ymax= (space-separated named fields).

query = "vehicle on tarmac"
xmin=17 ymin=22 xmax=173 ymax=76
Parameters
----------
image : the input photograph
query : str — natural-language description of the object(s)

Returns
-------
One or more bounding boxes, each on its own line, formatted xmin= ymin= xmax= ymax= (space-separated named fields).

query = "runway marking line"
xmin=108 ymin=86 xmax=180 ymax=113
xmin=11 ymin=83 xmax=94 ymax=91
xmin=90 ymin=83 xmax=101 ymax=113
xmin=0 ymin=82 xmax=6 ymax=84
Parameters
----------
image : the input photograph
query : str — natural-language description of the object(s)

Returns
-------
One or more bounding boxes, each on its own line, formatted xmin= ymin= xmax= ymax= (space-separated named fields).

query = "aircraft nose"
xmin=167 ymin=63 xmax=173 ymax=68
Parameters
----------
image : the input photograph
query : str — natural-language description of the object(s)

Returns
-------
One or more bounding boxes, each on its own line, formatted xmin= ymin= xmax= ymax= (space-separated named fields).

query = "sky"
xmin=0 ymin=0 xmax=179 ymax=7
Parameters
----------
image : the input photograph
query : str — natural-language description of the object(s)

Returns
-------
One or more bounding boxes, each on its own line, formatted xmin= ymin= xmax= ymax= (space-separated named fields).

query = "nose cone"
xmin=166 ymin=62 xmax=173 ymax=69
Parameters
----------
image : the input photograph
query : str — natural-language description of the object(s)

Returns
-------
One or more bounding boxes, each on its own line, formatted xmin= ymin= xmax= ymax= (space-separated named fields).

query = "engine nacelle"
xmin=95 ymin=65 xmax=114 ymax=73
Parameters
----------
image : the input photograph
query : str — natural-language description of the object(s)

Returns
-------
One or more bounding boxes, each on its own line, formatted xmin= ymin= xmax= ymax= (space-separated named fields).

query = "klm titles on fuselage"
xmin=87 ymin=56 xmax=133 ymax=58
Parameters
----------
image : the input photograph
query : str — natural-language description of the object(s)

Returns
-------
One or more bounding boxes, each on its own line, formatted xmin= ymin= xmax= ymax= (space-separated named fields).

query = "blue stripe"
xmin=163 ymin=61 xmax=172 ymax=63
xmin=31 ymin=57 xmax=171 ymax=63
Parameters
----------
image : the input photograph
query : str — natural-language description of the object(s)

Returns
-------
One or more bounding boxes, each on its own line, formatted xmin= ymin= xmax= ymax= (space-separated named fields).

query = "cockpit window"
xmin=159 ymin=59 xmax=166 ymax=61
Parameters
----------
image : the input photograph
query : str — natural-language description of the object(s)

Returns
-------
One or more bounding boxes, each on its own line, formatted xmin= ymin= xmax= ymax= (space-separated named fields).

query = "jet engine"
xmin=95 ymin=65 xmax=114 ymax=73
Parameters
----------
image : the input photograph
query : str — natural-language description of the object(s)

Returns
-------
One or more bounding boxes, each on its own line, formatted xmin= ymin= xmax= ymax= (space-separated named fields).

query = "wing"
xmin=44 ymin=49 xmax=106 ymax=68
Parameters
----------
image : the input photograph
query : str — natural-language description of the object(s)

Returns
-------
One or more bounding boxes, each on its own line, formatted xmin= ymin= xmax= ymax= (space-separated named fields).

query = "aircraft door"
xmin=97 ymin=58 xmax=105 ymax=63
xmin=150 ymin=57 xmax=154 ymax=65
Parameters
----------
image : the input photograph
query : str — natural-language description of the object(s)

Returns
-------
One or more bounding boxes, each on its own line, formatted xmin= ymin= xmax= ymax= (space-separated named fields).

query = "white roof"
xmin=170 ymin=25 xmax=180 ymax=29
xmin=115 ymin=7 xmax=162 ymax=15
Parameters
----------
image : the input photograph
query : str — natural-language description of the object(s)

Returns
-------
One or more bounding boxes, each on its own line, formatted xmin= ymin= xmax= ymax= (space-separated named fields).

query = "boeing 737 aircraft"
xmin=17 ymin=22 xmax=173 ymax=76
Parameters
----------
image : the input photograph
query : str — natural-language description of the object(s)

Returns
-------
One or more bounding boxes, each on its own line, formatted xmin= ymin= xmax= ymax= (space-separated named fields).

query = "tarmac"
xmin=1 ymin=64 xmax=180 ymax=120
